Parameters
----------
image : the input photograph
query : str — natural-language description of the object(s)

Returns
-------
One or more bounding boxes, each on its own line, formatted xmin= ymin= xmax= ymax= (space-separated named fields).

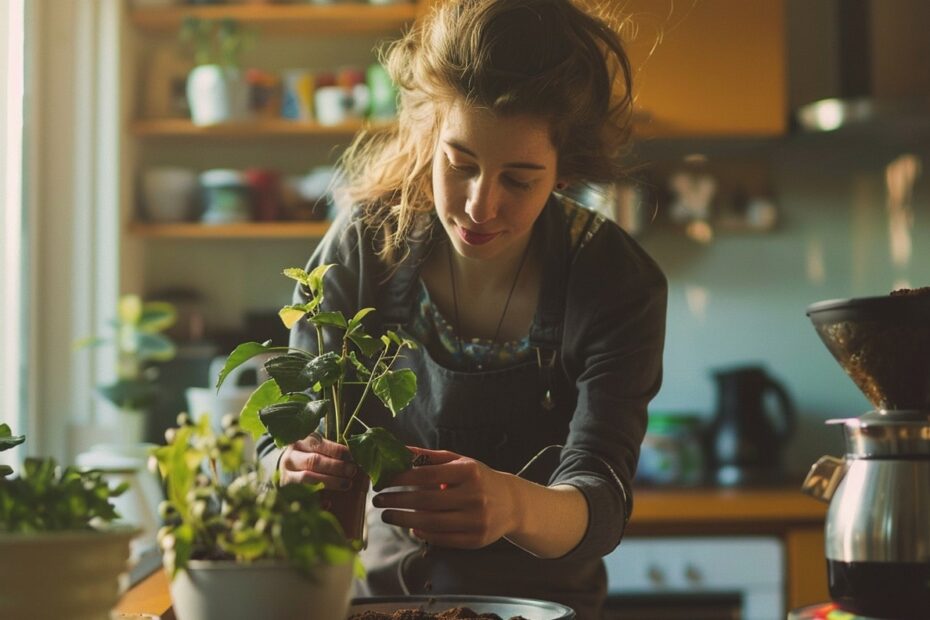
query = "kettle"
xmin=707 ymin=366 xmax=796 ymax=485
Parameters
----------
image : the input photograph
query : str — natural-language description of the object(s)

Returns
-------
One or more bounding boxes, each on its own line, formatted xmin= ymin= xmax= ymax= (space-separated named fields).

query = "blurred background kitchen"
xmin=2 ymin=0 xmax=929 ymax=617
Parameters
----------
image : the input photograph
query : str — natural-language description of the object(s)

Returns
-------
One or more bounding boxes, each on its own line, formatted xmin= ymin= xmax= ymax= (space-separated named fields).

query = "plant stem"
xmin=314 ymin=324 xmax=335 ymax=441
xmin=343 ymin=345 xmax=389 ymax=440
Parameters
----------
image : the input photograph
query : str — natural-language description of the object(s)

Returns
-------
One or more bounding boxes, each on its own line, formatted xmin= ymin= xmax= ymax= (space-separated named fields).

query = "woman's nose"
xmin=465 ymin=178 xmax=498 ymax=224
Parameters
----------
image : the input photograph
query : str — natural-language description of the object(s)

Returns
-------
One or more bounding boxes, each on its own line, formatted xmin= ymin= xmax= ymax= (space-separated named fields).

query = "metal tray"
xmin=348 ymin=595 xmax=575 ymax=619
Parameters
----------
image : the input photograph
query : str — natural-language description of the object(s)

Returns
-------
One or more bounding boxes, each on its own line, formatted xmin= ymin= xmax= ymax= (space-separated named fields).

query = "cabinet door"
xmin=622 ymin=0 xmax=787 ymax=137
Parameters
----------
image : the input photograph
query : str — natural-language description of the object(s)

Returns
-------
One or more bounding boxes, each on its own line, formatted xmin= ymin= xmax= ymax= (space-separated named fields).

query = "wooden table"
xmin=116 ymin=486 xmax=828 ymax=616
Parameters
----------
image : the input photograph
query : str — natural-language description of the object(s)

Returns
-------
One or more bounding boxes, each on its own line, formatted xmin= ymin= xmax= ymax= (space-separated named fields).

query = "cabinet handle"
xmin=646 ymin=565 xmax=666 ymax=586
xmin=684 ymin=563 xmax=703 ymax=585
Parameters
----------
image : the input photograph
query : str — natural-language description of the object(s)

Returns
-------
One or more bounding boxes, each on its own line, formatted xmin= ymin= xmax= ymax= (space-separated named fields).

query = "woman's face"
xmin=432 ymin=100 xmax=561 ymax=261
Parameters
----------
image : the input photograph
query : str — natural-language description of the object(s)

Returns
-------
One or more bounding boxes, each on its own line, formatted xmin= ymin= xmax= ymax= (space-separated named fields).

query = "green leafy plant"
xmin=152 ymin=413 xmax=358 ymax=578
xmin=217 ymin=264 xmax=418 ymax=487
xmin=76 ymin=295 xmax=177 ymax=411
xmin=180 ymin=17 xmax=254 ymax=68
xmin=0 ymin=424 xmax=126 ymax=533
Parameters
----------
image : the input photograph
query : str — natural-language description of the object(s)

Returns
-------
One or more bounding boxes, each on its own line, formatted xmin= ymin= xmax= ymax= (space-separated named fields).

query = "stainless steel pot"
xmin=348 ymin=595 xmax=575 ymax=619
xmin=803 ymin=409 xmax=930 ymax=618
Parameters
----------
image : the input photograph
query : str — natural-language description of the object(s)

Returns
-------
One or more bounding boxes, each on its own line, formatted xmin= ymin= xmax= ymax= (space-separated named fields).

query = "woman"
xmin=258 ymin=0 xmax=667 ymax=616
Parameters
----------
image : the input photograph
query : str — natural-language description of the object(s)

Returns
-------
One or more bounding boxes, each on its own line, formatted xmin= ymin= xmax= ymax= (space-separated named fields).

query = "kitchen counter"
xmin=115 ymin=485 xmax=828 ymax=616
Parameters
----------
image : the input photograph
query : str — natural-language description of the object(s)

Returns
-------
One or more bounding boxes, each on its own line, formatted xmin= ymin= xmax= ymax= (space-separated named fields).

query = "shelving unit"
xmin=130 ymin=3 xmax=418 ymax=35
xmin=129 ymin=220 xmax=330 ymax=240
xmin=124 ymin=2 xmax=421 ymax=333
xmin=131 ymin=118 xmax=379 ymax=139
xmin=128 ymin=3 xmax=420 ymax=242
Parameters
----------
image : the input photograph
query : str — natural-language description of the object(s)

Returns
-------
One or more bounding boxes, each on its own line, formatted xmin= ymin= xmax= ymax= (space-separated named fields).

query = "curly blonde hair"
xmin=339 ymin=0 xmax=634 ymax=264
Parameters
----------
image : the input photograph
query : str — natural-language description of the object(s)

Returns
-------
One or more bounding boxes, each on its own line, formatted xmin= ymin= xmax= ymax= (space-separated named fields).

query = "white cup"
xmin=314 ymin=86 xmax=353 ymax=126
xmin=142 ymin=166 xmax=198 ymax=222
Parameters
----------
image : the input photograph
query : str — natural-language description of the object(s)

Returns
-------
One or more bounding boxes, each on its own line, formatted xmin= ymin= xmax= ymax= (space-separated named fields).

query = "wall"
xmin=639 ymin=137 xmax=930 ymax=474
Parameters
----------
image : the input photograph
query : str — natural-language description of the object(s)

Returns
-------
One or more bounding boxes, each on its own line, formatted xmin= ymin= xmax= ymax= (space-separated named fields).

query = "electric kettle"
xmin=707 ymin=365 xmax=796 ymax=485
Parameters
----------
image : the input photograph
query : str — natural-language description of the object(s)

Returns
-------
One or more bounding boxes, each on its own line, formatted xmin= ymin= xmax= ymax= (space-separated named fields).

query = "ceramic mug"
xmin=314 ymin=86 xmax=353 ymax=126
xmin=142 ymin=166 xmax=198 ymax=222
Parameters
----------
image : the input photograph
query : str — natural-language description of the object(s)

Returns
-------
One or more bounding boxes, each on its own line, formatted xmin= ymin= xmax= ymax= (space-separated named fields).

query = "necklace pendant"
xmin=541 ymin=389 xmax=555 ymax=410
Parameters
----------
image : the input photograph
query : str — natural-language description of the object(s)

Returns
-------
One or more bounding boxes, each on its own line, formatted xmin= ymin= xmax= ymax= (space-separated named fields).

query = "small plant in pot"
xmin=77 ymin=294 xmax=177 ymax=445
xmin=152 ymin=413 xmax=360 ymax=620
xmin=0 ymin=424 xmax=135 ymax=619
xmin=181 ymin=17 xmax=253 ymax=126
xmin=217 ymin=264 xmax=418 ymax=540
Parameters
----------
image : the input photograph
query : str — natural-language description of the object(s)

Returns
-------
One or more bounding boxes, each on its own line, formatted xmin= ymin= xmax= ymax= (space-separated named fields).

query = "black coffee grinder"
xmin=803 ymin=290 xmax=930 ymax=619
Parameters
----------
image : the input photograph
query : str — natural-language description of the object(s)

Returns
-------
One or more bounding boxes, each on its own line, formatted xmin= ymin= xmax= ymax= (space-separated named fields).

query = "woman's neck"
xmin=449 ymin=231 xmax=534 ymax=297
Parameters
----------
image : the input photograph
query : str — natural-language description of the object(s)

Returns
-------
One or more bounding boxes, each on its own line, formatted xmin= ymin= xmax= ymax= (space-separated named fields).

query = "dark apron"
xmin=354 ymin=209 xmax=609 ymax=619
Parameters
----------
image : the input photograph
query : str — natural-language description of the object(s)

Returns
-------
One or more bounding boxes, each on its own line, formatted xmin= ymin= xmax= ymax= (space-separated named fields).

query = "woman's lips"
xmin=457 ymin=226 xmax=500 ymax=246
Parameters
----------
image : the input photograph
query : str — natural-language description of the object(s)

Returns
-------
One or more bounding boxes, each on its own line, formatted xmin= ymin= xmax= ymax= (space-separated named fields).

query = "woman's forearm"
xmin=502 ymin=474 xmax=589 ymax=559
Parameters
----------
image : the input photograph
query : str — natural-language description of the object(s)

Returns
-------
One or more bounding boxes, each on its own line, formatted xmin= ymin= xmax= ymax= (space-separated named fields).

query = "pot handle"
xmin=801 ymin=455 xmax=846 ymax=502
xmin=764 ymin=377 xmax=796 ymax=440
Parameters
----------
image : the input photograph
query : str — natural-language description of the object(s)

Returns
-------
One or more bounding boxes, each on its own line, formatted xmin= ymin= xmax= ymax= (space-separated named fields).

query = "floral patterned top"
xmin=407 ymin=279 xmax=533 ymax=372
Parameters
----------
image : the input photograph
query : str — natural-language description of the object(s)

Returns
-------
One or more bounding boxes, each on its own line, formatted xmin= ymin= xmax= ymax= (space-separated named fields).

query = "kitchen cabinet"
xmin=627 ymin=487 xmax=829 ymax=611
xmin=622 ymin=0 xmax=787 ymax=137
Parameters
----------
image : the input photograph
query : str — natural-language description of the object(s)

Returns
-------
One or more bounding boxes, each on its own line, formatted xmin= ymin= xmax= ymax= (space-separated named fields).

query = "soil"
xmin=347 ymin=607 xmax=530 ymax=620
xmin=890 ymin=287 xmax=930 ymax=297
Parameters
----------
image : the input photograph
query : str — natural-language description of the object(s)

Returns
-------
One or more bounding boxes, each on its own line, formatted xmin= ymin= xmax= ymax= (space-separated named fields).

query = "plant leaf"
xmin=305 ymin=352 xmax=342 ymax=391
xmin=136 ymin=332 xmax=176 ymax=362
xmin=306 ymin=263 xmax=334 ymax=297
xmin=348 ymin=331 xmax=383 ymax=358
xmin=346 ymin=351 xmax=372 ymax=381
xmin=279 ymin=305 xmax=308 ymax=330
xmin=263 ymin=352 xmax=315 ymax=394
xmin=238 ymin=379 xmax=284 ymax=440
xmin=0 ymin=465 xmax=11 ymax=477
xmin=347 ymin=307 xmax=375 ymax=333
xmin=138 ymin=302 xmax=176 ymax=333
xmin=372 ymin=369 xmax=417 ymax=417
xmin=0 ymin=423 xmax=25 ymax=452
xmin=98 ymin=380 xmax=158 ymax=410
xmin=347 ymin=427 xmax=413 ymax=487
xmin=282 ymin=267 xmax=311 ymax=286
xmin=118 ymin=295 xmax=143 ymax=326
xmin=260 ymin=399 xmax=329 ymax=447
xmin=311 ymin=311 xmax=347 ymax=329
xmin=216 ymin=341 xmax=272 ymax=389
xmin=217 ymin=527 xmax=270 ymax=562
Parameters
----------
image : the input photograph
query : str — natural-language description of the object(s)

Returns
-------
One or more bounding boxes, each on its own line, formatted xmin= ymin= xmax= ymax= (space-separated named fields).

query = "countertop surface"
xmin=115 ymin=484 xmax=827 ymax=616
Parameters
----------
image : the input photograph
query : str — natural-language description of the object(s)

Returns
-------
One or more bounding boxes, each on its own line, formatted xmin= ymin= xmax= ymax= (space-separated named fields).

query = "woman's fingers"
xmin=373 ymin=488 xmax=460 ymax=511
xmin=279 ymin=434 xmax=358 ymax=490
xmin=380 ymin=507 xmax=476 ymax=534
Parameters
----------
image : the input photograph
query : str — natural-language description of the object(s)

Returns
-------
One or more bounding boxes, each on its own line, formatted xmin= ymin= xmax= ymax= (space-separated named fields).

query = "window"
xmin=1 ymin=0 xmax=25 ymax=451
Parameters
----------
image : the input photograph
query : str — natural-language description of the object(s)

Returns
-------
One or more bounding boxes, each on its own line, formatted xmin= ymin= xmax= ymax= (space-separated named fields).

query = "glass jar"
xmin=637 ymin=414 xmax=706 ymax=486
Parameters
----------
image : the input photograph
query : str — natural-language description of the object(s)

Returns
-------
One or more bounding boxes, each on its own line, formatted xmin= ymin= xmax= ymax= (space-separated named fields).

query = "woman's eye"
xmin=447 ymin=159 xmax=477 ymax=175
xmin=504 ymin=176 xmax=532 ymax=191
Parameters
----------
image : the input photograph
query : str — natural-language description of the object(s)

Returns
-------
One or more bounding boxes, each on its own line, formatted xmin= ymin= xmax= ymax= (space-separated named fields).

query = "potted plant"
xmin=216 ymin=264 xmax=418 ymax=540
xmin=77 ymin=294 xmax=177 ymax=445
xmin=152 ymin=413 xmax=359 ymax=620
xmin=0 ymin=424 xmax=135 ymax=619
xmin=181 ymin=17 xmax=253 ymax=126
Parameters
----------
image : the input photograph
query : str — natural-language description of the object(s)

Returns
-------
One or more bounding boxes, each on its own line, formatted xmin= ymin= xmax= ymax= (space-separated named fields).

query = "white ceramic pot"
xmin=0 ymin=528 xmax=136 ymax=620
xmin=114 ymin=407 xmax=148 ymax=445
xmin=142 ymin=166 xmax=198 ymax=222
xmin=186 ymin=65 xmax=249 ymax=126
xmin=169 ymin=559 xmax=355 ymax=620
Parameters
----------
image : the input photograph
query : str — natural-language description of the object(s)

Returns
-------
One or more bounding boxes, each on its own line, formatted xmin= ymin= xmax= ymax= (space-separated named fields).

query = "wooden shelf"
xmin=130 ymin=3 xmax=419 ymax=35
xmin=131 ymin=118 xmax=394 ymax=138
xmin=129 ymin=220 xmax=331 ymax=239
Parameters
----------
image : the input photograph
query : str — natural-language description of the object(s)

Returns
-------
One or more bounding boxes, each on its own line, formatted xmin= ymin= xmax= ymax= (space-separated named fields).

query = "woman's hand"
xmin=372 ymin=447 xmax=521 ymax=549
xmin=279 ymin=432 xmax=358 ymax=490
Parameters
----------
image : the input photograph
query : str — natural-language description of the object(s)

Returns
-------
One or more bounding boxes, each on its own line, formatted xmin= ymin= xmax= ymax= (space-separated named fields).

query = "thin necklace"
xmin=447 ymin=238 xmax=532 ymax=345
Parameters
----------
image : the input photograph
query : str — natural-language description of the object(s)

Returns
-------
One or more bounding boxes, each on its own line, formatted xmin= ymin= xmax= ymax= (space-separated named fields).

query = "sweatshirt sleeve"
xmin=549 ymin=222 xmax=667 ymax=561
